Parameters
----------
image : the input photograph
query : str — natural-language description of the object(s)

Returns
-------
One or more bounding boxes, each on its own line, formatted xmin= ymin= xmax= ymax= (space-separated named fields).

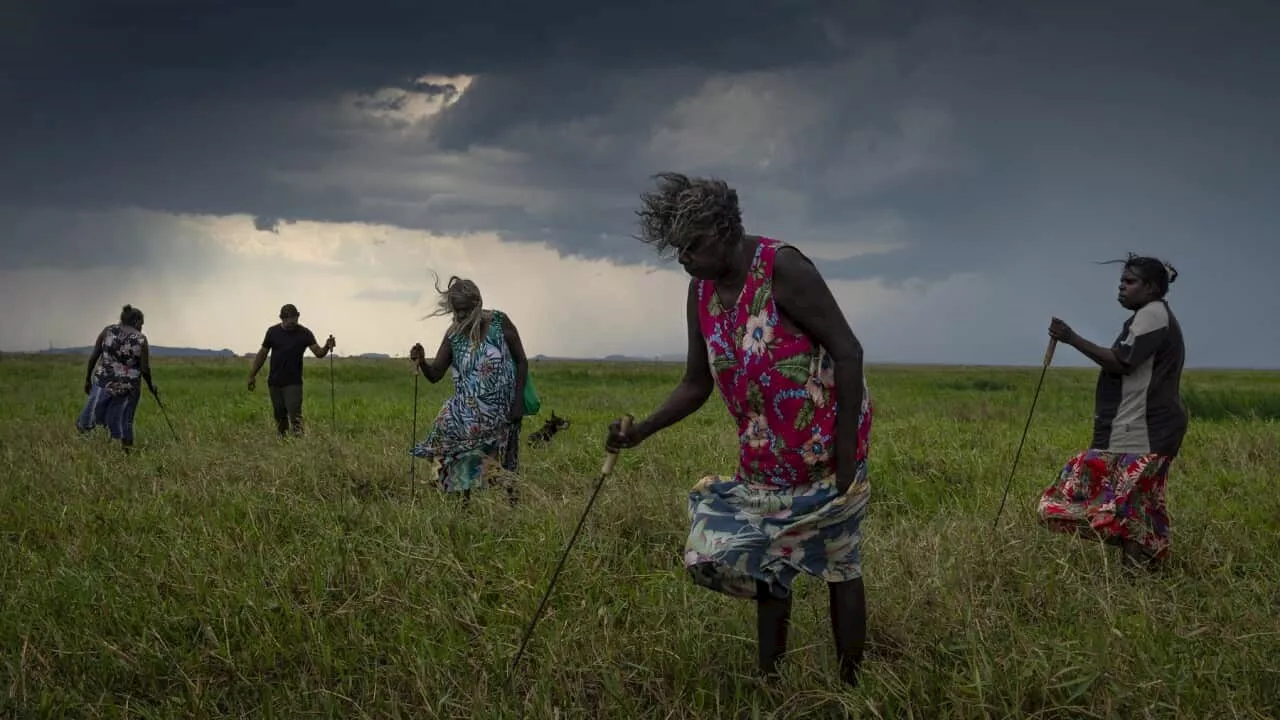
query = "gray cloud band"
xmin=1 ymin=0 xmax=1276 ymax=281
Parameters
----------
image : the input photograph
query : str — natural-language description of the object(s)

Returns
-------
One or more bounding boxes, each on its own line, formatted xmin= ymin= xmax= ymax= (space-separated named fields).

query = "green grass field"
xmin=2 ymin=354 xmax=1278 ymax=718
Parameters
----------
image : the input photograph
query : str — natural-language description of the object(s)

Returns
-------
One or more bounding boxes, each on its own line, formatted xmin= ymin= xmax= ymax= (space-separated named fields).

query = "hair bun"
xmin=122 ymin=304 xmax=133 ymax=312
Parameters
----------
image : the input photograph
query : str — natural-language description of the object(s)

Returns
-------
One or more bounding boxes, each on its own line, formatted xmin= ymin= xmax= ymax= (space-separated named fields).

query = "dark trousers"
xmin=269 ymin=383 xmax=304 ymax=436
xmin=77 ymin=383 xmax=140 ymax=447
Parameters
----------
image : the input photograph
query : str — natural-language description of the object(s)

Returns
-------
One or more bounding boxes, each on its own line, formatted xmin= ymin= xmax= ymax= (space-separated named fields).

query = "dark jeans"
xmin=269 ymin=383 xmax=304 ymax=436
xmin=77 ymin=383 xmax=140 ymax=446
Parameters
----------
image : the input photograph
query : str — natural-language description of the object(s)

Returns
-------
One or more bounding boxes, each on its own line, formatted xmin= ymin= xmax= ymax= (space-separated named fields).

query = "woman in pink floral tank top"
xmin=607 ymin=172 xmax=874 ymax=687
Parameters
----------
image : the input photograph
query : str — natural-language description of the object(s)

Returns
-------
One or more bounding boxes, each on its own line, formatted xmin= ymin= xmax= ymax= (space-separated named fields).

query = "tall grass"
xmin=1 ymin=355 xmax=1277 ymax=718
xmin=1183 ymin=384 xmax=1280 ymax=421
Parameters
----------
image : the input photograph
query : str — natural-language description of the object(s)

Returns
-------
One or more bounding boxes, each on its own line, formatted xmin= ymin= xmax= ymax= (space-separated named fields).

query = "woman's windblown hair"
xmin=634 ymin=172 xmax=744 ymax=260
xmin=1099 ymin=252 xmax=1179 ymax=299
xmin=424 ymin=272 xmax=486 ymax=346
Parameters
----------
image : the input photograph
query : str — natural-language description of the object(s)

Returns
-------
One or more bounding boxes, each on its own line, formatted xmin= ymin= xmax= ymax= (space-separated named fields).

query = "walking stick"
xmin=410 ymin=369 xmax=420 ymax=503
xmin=992 ymin=337 xmax=1056 ymax=533
xmin=148 ymin=385 xmax=180 ymax=442
xmin=329 ymin=352 xmax=336 ymax=434
xmin=503 ymin=414 xmax=633 ymax=690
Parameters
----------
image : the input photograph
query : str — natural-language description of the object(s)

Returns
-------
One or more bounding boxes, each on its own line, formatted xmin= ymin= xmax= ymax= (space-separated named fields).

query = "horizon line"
xmin=2 ymin=349 xmax=1277 ymax=372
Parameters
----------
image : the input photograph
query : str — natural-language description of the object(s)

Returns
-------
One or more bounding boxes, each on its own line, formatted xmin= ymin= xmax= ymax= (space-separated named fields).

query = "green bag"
xmin=522 ymin=372 xmax=541 ymax=416
xmin=495 ymin=309 xmax=540 ymax=417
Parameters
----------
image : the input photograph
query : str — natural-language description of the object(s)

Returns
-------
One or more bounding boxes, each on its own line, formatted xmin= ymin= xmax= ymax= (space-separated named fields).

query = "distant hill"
xmin=41 ymin=346 xmax=238 ymax=357
xmin=603 ymin=353 xmax=684 ymax=362
xmin=532 ymin=353 xmax=684 ymax=363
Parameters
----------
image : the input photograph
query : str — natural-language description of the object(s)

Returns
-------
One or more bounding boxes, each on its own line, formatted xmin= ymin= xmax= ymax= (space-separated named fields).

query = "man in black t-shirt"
xmin=247 ymin=304 xmax=336 ymax=436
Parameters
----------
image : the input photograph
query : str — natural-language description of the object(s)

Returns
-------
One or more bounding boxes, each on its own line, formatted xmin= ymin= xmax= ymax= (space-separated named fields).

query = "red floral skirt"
xmin=1037 ymin=449 xmax=1173 ymax=560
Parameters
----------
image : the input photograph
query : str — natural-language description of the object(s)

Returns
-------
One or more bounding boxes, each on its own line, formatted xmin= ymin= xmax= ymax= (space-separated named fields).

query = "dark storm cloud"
xmin=0 ymin=0 xmax=876 ymax=267
xmin=0 ymin=206 xmax=214 ymax=273
xmin=253 ymin=216 xmax=283 ymax=234
xmin=1 ymin=0 xmax=1278 ymax=285
xmin=7 ymin=0 xmax=911 ymax=83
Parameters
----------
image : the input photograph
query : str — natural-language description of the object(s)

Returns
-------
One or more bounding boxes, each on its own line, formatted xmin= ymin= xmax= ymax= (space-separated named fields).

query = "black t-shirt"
xmin=262 ymin=323 xmax=317 ymax=387
xmin=1091 ymin=299 xmax=1188 ymax=457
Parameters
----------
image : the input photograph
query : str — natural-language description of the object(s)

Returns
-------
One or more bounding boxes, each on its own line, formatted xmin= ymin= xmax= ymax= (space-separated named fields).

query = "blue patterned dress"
xmin=411 ymin=310 xmax=520 ymax=492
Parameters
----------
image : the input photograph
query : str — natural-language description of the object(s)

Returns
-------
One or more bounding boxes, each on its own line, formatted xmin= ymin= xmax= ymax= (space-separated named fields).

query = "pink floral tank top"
xmin=696 ymin=238 xmax=871 ymax=488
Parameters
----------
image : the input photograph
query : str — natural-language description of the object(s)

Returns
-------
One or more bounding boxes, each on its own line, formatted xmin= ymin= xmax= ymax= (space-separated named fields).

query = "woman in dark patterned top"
xmin=1039 ymin=254 xmax=1186 ymax=570
xmin=76 ymin=304 xmax=157 ymax=452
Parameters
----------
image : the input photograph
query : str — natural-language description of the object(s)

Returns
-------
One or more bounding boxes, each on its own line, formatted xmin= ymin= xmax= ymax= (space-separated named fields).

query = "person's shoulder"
xmin=1159 ymin=300 xmax=1183 ymax=330
xmin=761 ymin=235 xmax=811 ymax=262
xmin=1136 ymin=299 xmax=1169 ymax=316
xmin=770 ymin=242 xmax=821 ymax=280
xmin=1131 ymin=300 xmax=1171 ymax=332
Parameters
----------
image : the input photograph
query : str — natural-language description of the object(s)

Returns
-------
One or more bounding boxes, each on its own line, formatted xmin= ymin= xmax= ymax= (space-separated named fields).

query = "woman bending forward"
xmin=77 ymin=304 xmax=157 ymax=452
xmin=606 ymin=172 xmax=873 ymax=687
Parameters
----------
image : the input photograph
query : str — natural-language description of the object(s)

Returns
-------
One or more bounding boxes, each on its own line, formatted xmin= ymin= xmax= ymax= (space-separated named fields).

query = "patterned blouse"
xmin=92 ymin=323 xmax=148 ymax=396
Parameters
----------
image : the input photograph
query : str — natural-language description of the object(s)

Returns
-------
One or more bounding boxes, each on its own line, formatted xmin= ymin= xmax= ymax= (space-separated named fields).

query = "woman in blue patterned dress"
xmin=76 ymin=304 xmax=158 ymax=452
xmin=409 ymin=276 xmax=529 ymax=506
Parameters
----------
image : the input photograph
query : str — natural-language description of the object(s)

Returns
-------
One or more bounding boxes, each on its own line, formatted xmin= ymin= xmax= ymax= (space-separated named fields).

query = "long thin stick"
xmin=992 ymin=338 xmax=1056 ymax=533
xmin=329 ymin=353 xmax=336 ymax=434
xmin=410 ymin=370 xmax=420 ymax=503
xmin=148 ymin=386 xmax=180 ymax=442
xmin=504 ymin=414 xmax=633 ymax=690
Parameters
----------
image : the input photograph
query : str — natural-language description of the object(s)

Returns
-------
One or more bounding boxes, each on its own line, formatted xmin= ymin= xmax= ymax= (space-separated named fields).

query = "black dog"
xmin=527 ymin=411 xmax=570 ymax=447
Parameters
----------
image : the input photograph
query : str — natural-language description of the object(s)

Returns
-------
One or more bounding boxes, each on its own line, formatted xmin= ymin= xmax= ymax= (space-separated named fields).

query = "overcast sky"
xmin=2 ymin=1 xmax=1276 ymax=367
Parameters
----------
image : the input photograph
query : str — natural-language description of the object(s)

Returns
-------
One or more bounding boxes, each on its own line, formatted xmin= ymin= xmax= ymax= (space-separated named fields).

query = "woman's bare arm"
xmin=417 ymin=334 xmax=453 ymax=383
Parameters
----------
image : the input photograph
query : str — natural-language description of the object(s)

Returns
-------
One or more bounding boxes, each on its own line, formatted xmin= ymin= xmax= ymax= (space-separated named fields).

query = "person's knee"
xmin=285 ymin=385 xmax=304 ymax=412
xmin=755 ymin=578 xmax=772 ymax=600
xmin=829 ymin=576 xmax=865 ymax=593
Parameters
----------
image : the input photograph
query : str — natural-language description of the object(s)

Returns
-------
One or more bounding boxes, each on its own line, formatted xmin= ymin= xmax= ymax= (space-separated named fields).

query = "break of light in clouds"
xmin=0 ymin=210 xmax=934 ymax=361
xmin=1 ymin=1 xmax=1277 ymax=367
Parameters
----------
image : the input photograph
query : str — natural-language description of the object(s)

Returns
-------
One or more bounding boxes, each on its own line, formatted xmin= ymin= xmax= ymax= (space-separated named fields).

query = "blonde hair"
xmin=424 ymin=272 xmax=486 ymax=346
